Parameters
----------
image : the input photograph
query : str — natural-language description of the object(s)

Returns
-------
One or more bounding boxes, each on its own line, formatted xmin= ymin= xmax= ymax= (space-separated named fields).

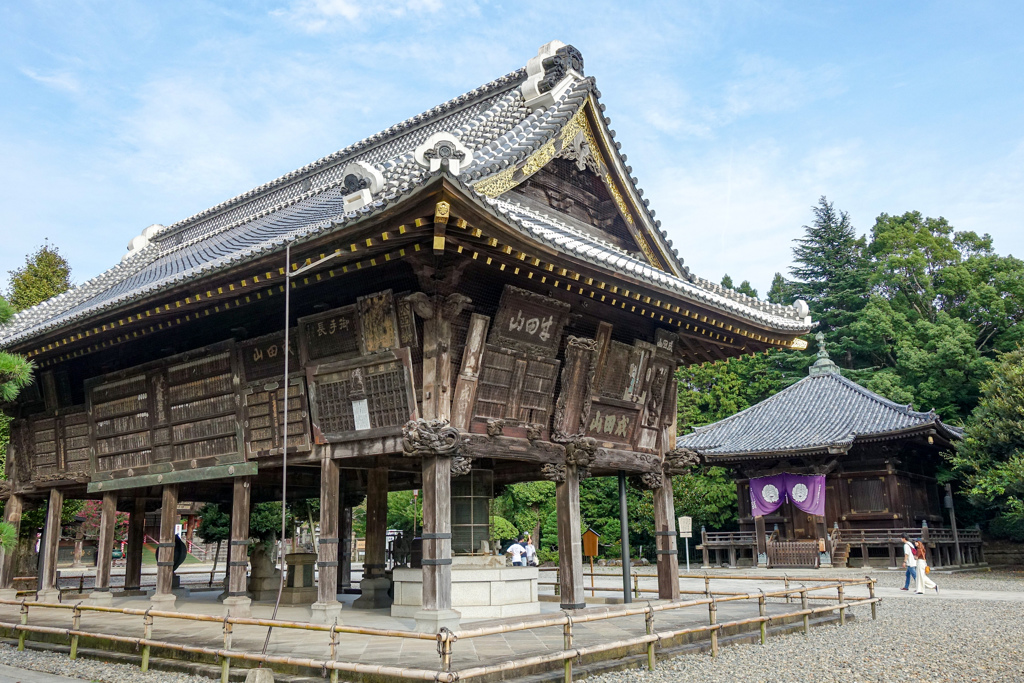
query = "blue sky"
xmin=2 ymin=1 xmax=1022 ymax=298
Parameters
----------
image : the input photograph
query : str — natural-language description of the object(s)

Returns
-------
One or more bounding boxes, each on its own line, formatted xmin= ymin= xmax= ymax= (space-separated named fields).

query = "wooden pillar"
xmin=556 ymin=464 xmax=585 ymax=610
xmin=223 ymin=476 xmax=252 ymax=616
xmin=151 ymin=484 xmax=179 ymax=609
xmin=312 ymin=457 xmax=341 ymax=622
xmin=37 ymin=488 xmax=64 ymax=602
xmin=353 ymin=463 xmax=391 ymax=609
xmin=124 ymin=497 xmax=146 ymax=592
xmin=91 ymin=492 xmax=117 ymax=601
xmin=754 ymin=516 xmax=768 ymax=567
xmin=415 ymin=453 xmax=458 ymax=631
xmin=653 ymin=480 xmax=680 ymax=600
xmin=0 ymin=495 xmax=24 ymax=597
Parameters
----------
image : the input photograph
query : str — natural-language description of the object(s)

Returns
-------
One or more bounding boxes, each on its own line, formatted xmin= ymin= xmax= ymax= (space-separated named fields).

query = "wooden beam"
xmin=0 ymin=495 xmax=24 ymax=594
xmin=228 ymin=477 xmax=251 ymax=598
xmin=421 ymin=454 xmax=452 ymax=612
xmin=316 ymin=457 xmax=340 ymax=607
xmin=462 ymin=434 xmax=565 ymax=464
xmin=653 ymin=481 xmax=679 ymax=600
xmin=38 ymin=488 xmax=64 ymax=599
xmin=94 ymin=492 xmax=117 ymax=592
xmin=153 ymin=484 xmax=179 ymax=606
xmin=450 ymin=313 xmax=490 ymax=430
xmin=124 ymin=497 xmax=146 ymax=592
xmin=556 ymin=464 xmax=585 ymax=610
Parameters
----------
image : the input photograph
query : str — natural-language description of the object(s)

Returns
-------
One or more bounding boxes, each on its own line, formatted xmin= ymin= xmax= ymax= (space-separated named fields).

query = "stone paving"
xmin=0 ymin=569 xmax=875 ymax=675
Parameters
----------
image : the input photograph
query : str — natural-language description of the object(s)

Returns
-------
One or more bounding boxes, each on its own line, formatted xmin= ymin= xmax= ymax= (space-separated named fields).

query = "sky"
xmin=2 ymin=1 xmax=1023 ymax=298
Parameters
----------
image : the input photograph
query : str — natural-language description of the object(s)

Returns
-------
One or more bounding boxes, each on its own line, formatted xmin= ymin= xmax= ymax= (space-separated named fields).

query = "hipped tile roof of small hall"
xmin=675 ymin=355 xmax=962 ymax=459
xmin=0 ymin=41 xmax=811 ymax=350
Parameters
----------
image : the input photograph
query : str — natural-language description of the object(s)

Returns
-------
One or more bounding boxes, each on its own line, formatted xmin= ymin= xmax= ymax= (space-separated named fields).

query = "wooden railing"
xmin=0 ymin=576 xmax=880 ymax=683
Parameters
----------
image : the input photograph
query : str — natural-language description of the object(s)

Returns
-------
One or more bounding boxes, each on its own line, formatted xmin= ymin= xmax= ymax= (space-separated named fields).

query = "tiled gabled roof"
xmin=0 ymin=43 xmax=812 ymax=350
xmin=675 ymin=372 xmax=962 ymax=459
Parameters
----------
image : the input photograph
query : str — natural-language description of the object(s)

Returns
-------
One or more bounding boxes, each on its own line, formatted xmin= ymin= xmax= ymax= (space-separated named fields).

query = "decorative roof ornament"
xmin=522 ymin=40 xmax=585 ymax=111
xmin=414 ymin=132 xmax=472 ymax=175
xmin=121 ymin=224 xmax=166 ymax=262
xmin=809 ymin=331 xmax=841 ymax=377
xmin=341 ymin=161 xmax=385 ymax=212
xmin=559 ymin=131 xmax=599 ymax=173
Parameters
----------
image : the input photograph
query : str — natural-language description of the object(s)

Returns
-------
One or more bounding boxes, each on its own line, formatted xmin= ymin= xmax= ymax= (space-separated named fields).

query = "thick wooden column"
xmin=313 ymin=457 xmax=341 ymax=622
xmin=653 ymin=481 xmax=680 ymax=600
xmin=37 ymin=488 xmax=64 ymax=602
xmin=754 ymin=515 xmax=768 ymax=567
xmin=0 ymin=495 xmax=24 ymax=598
xmin=353 ymin=463 xmax=391 ymax=608
xmin=151 ymin=484 xmax=179 ymax=609
xmin=419 ymin=455 xmax=454 ymax=622
xmin=89 ymin=492 xmax=117 ymax=603
xmin=223 ymin=476 xmax=252 ymax=616
xmin=556 ymin=465 xmax=585 ymax=610
xmin=124 ymin=497 xmax=146 ymax=593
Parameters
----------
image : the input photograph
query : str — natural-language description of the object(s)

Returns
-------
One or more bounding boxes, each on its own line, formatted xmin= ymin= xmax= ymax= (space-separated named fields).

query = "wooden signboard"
xmin=239 ymin=331 xmax=312 ymax=458
xmin=582 ymin=528 xmax=600 ymax=558
xmin=470 ymin=286 xmax=568 ymax=438
xmin=86 ymin=340 xmax=245 ymax=483
xmin=298 ymin=289 xmax=401 ymax=365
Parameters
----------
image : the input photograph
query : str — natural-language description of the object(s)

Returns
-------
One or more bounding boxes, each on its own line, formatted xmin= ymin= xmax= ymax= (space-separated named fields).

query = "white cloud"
xmin=20 ymin=67 xmax=82 ymax=94
xmin=273 ymin=0 xmax=447 ymax=32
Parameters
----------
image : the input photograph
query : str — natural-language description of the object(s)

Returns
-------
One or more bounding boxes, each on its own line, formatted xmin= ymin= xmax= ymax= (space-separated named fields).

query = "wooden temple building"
xmin=0 ymin=41 xmax=812 ymax=630
xmin=678 ymin=335 xmax=982 ymax=569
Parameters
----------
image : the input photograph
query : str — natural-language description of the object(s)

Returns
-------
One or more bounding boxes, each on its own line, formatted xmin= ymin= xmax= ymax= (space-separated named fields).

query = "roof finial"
xmin=809 ymin=331 xmax=840 ymax=377
xmin=815 ymin=331 xmax=829 ymax=359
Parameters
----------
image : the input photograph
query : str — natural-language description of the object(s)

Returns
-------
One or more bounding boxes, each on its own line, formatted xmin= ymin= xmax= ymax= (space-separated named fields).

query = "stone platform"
xmin=392 ymin=558 xmax=540 ymax=620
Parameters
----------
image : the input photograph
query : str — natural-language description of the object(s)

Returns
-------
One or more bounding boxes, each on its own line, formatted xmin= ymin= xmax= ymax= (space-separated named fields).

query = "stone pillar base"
xmin=116 ymin=589 xmax=148 ymax=597
xmin=413 ymin=608 xmax=461 ymax=634
xmin=36 ymin=589 xmax=61 ymax=604
xmin=0 ymin=589 xmax=20 ymax=601
xmin=86 ymin=590 xmax=114 ymax=606
xmin=310 ymin=600 xmax=343 ymax=624
xmin=352 ymin=577 xmax=392 ymax=609
xmin=244 ymin=668 xmax=276 ymax=683
xmin=149 ymin=592 xmax=177 ymax=611
xmin=223 ymin=595 xmax=252 ymax=618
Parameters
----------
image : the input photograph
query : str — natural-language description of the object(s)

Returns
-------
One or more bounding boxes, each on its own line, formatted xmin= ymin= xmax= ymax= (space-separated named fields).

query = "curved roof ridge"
xmin=155 ymin=68 xmax=527 ymax=244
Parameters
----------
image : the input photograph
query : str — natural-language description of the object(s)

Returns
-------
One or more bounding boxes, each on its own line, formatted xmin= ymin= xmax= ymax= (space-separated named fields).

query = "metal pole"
xmin=618 ymin=471 xmax=631 ymax=604
xmin=262 ymin=243 xmax=292 ymax=657
xmin=945 ymin=483 xmax=962 ymax=565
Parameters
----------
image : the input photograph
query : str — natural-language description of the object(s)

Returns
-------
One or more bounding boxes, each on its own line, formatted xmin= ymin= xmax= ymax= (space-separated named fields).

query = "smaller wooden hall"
xmin=676 ymin=335 xmax=983 ymax=569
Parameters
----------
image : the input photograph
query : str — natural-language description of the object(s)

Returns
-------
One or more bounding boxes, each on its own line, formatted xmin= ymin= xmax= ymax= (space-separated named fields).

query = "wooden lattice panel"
xmin=306 ymin=348 xmax=417 ymax=443
xmin=472 ymin=345 xmax=560 ymax=435
xmin=87 ymin=340 xmax=244 ymax=478
xmin=19 ymin=409 xmax=91 ymax=484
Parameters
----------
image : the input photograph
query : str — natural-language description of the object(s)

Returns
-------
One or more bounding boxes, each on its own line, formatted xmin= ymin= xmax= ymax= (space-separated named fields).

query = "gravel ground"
xmin=594 ymin=589 xmax=1024 ymax=682
xmin=868 ymin=568 xmax=1024 ymax=593
xmin=0 ymin=643 xmax=212 ymax=683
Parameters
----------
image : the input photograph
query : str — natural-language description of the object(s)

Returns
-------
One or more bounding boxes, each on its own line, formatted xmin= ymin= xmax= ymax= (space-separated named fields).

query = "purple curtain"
xmin=749 ymin=474 xmax=788 ymax=516
xmin=785 ymin=474 xmax=826 ymax=517
xmin=750 ymin=474 xmax=827 ymax=518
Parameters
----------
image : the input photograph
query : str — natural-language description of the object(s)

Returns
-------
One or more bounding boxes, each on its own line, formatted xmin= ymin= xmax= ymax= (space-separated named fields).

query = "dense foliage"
xmin=949 ymin=349 xmax=1024 ymax=540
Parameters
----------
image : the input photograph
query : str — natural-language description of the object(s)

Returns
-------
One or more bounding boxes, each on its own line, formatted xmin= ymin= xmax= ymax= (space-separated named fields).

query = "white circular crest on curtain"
xmin=792 ymin=483 xmax=809 ymax=503
xmin=762 ymin=484 xmax=780 ymax=504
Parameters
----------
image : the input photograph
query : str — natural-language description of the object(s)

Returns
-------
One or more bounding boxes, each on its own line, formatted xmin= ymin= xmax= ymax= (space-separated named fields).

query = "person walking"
xmin=914 ymin=540 xmax=938 ymax=594
xmin=900 ymin=535 xmax=917 ymax=591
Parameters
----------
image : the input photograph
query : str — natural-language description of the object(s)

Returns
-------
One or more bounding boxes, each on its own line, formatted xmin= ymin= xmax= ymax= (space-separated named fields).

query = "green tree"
xmin=196 ymin=503 xmax=231 ymax=544
xmin=671 ymin=466 xmax=738 ymax=531
xmin=789 ymin=196 xmax=868 ymax=365
xmin=766 ymin=272 xmax=793 ymax=305
xmin=720 ymin=274 xmax=759 ymax=299
xmin=949 ymin=348 xmax=1024 ymax=537
xmin=0 ymin=297 xmax=33 ymax=404
xmin=6 ymin=243 xmax=72 ymax=311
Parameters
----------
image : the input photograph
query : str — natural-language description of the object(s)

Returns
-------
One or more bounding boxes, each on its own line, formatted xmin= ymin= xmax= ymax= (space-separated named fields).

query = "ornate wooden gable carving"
xmin=86 ymin=340 xmax=244 ymax=482
xmin=470 ymin=285 xmax=569 ymax=439
xmin=300 ymin=289 xmax=418 ymax=443
xmin=238 ymin=331 xmax=312 ymax=458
